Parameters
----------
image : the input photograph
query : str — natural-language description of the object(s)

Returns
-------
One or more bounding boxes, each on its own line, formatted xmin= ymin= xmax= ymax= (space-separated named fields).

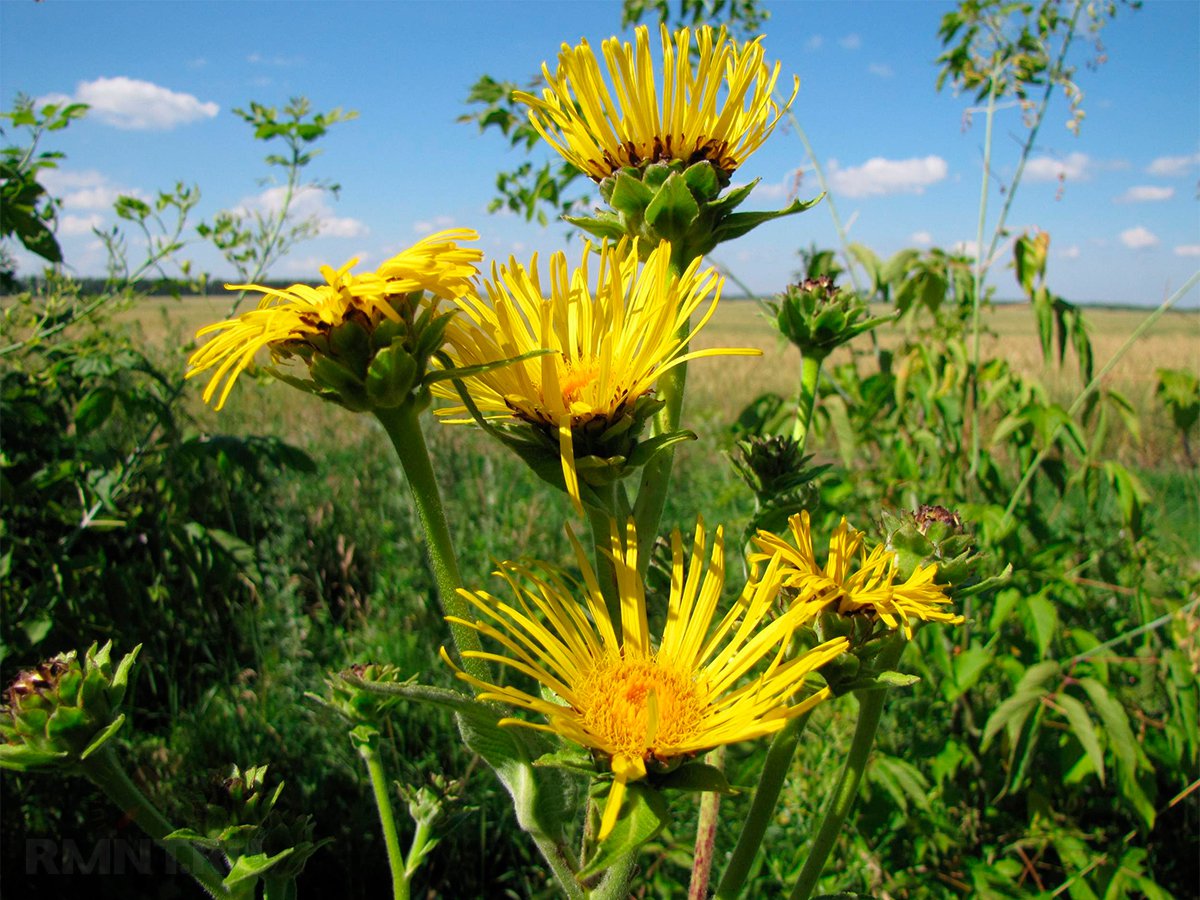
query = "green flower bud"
xmin=309 ymin=662 xmax=413 ymax=725
xmin=768 ymin=277 xmax=891 ymax=360
xmin=567 ymin=160 xmax=820 ymax=266
xmin=0 ymin=642 xmax=140 ymax=772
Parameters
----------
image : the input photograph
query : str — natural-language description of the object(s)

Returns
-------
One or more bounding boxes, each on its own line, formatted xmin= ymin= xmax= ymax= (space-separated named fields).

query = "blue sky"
xmin=2 ymin=0 xmax=1197 ymax=306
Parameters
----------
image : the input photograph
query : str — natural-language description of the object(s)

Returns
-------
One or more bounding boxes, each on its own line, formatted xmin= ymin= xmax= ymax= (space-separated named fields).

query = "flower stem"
xmin=632 ymin=353 xmax=687 ymax=574
xmin=359 ymin=739 xmax=409 ymax=900
xmin=688 ymin=745 xmax=726 ymax=900
xmin=792 ymin=353 xmax=823 ymax=452
xmin=532 ymin=834 xmax=586 ymax=900
xmin=787 ymin=638 xmax=905 ymax=900
xmin=374 ymin=402 xmax=489 ymax=683
xmin=586 ymin=481 xmax=622 ymax=630
xmin=79 ymin=747 xmax=229 ymax=898
xmin=588 ymin=847 xmax=638 ymax=900
xmin=714 ymin=709 xmax=816 ymax=899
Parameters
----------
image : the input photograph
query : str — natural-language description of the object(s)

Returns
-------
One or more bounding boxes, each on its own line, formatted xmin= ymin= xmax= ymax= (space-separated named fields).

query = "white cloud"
xmin=909 ymin=230 xmax=934 ymax=247
xmin=40 ymin=169 xmax=147 ymax=210
xmin=413 ymin=215 xmax=457 ymax=235
xmin=59 ymin=213 xmax=105 ymax=236
xmin=1174 ymin=244 xmax=1200 ymax=257
xmin=828 ymin=156 xmax=948 ymax=198
xmin=1057 ymin=244 xmax=1081 ymax=259
xmin=804 ymin=35 xmax=824 ymax=51
xmin=1025 ymin=151 xmax=1092 ymax=182
xmin=247 ymin=52 xmax=304 ymax=66
xmin=868 ymin=63 xmax=894 ymax=78
xmin=1115 ymin=185 xmax=1175 ymax=203
xmin=1146 ymin=152 xmax=1200 ymax=177
xmin=839 ymin=33 xmax=862 ymax=50
xmin=233 ymin=185 xmax=369 ymax=239
xmin=39 ymin=77 xmax=218 ymax=130
xmin=1119 ymin=226 xmax=1159 ymax=250
xmin=952 ymin=239 xmax=981 ymax=259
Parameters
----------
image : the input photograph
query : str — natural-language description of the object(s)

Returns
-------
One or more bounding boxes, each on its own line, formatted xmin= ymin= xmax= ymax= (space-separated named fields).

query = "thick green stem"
xmin=586 ymin=482 xmax=622 ymax=631
xmin=588 ymin=847 xmax=638 ymax=900
xmin=374 ymin=402 xmax=489 ymax=683
xmin=532 ymin=834 xmax=586 ymax=900
xmin=79 ymin=747 xmax=229 ymax=898
xmin=787 ymin=639 xmax=905 ymax=900
xmin=688 ymin=745 xmax=726 ymax=900
xmin=715 ymin=709 xmax=816 ymax=899
xmin=792 ymin=353 xmax=823 ymax=452
xmin=360 ymin=741 xmax=409 ymax=900
xmin=632 ymin=354 xmax=687 ymax=573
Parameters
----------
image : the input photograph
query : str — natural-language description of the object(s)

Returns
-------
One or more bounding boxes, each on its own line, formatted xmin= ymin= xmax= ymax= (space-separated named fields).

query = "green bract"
xmin=0 ymin=641 xmax=140 ymax=772
xmin=768 ymin=276 xmax=891 ymax=361
xmin=566 ymin=159 xmax=821 ymax=268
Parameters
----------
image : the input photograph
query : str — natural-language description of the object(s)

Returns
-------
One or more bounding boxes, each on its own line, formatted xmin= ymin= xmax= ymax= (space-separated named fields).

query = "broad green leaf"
xmin=1022 ymin=594 xmax=1058 ymax=659
xmin=579 ymin=783 xmax=668 ymax=879
xmin=654 ymin=761 xmax=736 ymax=795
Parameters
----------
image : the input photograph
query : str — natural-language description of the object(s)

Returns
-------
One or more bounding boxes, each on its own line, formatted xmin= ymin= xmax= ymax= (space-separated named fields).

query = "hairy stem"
xmin=359 ymin=740 xmax=409 ymax=900
xmin=688 ymin=746 xmax=727 ymax=900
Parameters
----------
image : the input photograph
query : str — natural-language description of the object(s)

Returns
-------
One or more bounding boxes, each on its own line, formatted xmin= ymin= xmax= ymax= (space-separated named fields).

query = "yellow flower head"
xmin=186 ymin=229 xmax=482 ymax=409
xmin=516 ymin=24 xmax=798 ymax=182
xmin=434 ymin=238 xmax=757 ymax=514
xmin=751 ymin=511 xmax=964 ymax=638
xmin=442 ymin=518 xmax=849 ymax=841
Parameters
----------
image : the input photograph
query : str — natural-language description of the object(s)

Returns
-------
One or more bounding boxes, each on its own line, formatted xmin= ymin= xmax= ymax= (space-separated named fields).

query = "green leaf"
xmin=710 ymin=194 xmax=822 ymax=245
xmin=0 ymin=743 xmax=69 ymax=771
xmin=947 ymin=646 xmax=992 ymax=701
xmin=608 ymin=170 xmax=654 ymax=217
xmin=653 ymin=761 xmax=736 ymax=795
xmin=579 ymin=783 xmax=668 ymax=879
xmin=79 ymin=714 xmax=126 ymax=760
xmin=644 ymin=171 xmax=700 ymax=239
xmin=1056 ymin=693 xmax=1105 ymax=785
xmin=1022 ymin=594 xmax=1058 ymax=659
xmin=223 ymin=848 xmax=296 ymax=886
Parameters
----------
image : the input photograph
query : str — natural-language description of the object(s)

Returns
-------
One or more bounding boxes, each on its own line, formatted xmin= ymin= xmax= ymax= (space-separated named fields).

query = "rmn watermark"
xmin=25 ymin=837 xmax=182 ymax=876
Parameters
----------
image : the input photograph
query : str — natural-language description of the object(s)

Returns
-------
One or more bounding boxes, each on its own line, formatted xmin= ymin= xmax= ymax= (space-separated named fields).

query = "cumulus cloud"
xmin=909 ymin=230 xmax=934 ymax=247
xmin=804 ymin=35 xmax=824 ymax=51
xmin=1174 ymin=244 xmax=1200 ymax=257
xmin=40 ymin=169 xmax=147 ymax=211
xmin=1115 ymin=185 xmax=1175 ymax=203
xmin=59 ymin=213 xmax=105 ymax=236
xmin=1025 ymin=151 xmax=1092 ymax=182
xmin=868 ymin=63 xmax=894 ymax=78
xmin=1119 ymin=226 xmax=1159 ymax=250
xmin=39 ymin=77 xmax=218 ymax=130
xmin=839 ymin=33 xmax=862 ymax=50
xmin=1146 ymin=152 xmax=1200 ymax=177
xmin=233 ymin=185 xmax=368 ymax=239
xmin=828 ymin=156 xmax=948 ymax=198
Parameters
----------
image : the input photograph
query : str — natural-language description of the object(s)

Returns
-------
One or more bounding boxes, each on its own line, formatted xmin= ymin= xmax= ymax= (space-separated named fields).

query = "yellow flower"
xmin=434 ymin=238 xmax=757 ymax=515
xmin=751 ymin=511 xmax=963 ymax=638
xmin=442 ymin=518 xmax=849 ymax=841
xmin=186 ymin=229 xmax=481 ymax=409
xmin=515 ymin=24 xmax=798 ymax=182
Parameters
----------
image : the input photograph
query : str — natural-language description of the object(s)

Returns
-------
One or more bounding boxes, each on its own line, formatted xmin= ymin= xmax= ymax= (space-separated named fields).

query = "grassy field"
xmin=123 ymin=294 xmax=1199 ymax=468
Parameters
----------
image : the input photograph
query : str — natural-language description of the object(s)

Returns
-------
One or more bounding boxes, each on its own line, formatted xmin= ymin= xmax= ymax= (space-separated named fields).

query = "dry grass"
xmin=119 ymin=294 xmax=1198 ymax=465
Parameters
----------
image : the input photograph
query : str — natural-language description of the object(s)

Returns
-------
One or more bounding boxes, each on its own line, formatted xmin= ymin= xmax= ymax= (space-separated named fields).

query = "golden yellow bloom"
xmin=442 ymin=518 xmax=849 ymax=841
xmin=515 ymin=24 xmax=798 ymax=182
xmin=186 ymin=229 xmax=481 ymax=409
xmin=434 ymin=238 xmax=757 ymax=514
xmin=751 ymin=511 xmax=963 ymax=638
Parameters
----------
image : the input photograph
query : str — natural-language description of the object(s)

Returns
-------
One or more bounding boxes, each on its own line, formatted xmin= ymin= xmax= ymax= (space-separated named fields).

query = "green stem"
xmin=787 ymin=638 xmax=905 ymax=900
xmin=632 ymin=353 xmax=687 ymax=574
xmin=588 ymin=847 xmax=638 ymax=900
xmin=532 ymin=834 xmax=586 ymax=900
xmin=715 ymin=709 xmax=816 ymax=899
xmin=359 ymin=740 xmax=409 ymax=900
xmin=586 ymin=481 xmax=622 ymax=633
xmin=793 ymin=353 xmax=823 ymax=453
xmin=79 ymin=747 xmax=229 ymax=898
xmin=688 ymin=745 xmax=726 ymax=900
xmin=374 ymin=402 xmax=489 ymax=683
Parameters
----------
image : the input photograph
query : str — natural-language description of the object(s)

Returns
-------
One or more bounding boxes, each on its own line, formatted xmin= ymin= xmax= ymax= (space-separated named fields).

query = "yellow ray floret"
xmin=751 ymin=511 xmax=964 ymax=638
xmin=185 ymin=229 xmax=481 ymax=409
xmin=441 ymin=518 xmax=849 ymax=841
xmin=515 ymin=24 xmax=798 ymax=181
xmin=434 ymin=238 xmax=758 ymax=514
